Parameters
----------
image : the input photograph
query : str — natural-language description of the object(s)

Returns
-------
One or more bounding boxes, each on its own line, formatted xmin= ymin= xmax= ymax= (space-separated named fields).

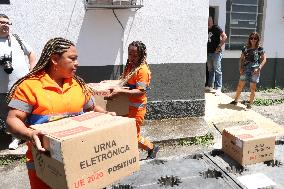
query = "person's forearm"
xmin=219 ymin=33 xmax=227 ymax=47
xmin=6 ymin=117 xmax=33 ymax=141
xmin=219 ymin=41 xmax=225 ymax=47
xmin=259 ymin=57 xmax=267 ymax=70
xmin=28 ymin=51 xmax=36 ymax=71
xmin=239 ymin=54 xmax=245 ymax=70
xmin=120 ymin=88 xmax=144 ymax=97
xmin=93 ymin=105 xmax=108 ymax=113
xmin=93 ymin=105 xmax=116 ymax=116
xmin=239 ymin=60 xmax=244 ymax=69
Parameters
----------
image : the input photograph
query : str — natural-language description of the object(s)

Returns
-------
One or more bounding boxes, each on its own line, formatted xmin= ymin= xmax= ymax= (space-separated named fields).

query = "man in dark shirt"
xmin=206 ymin=16 xmax=227 ymax=96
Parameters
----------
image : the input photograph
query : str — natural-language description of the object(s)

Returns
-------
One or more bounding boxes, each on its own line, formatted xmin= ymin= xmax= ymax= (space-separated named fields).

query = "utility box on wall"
xmin=85 ymin=0 xmax=142 ymax=9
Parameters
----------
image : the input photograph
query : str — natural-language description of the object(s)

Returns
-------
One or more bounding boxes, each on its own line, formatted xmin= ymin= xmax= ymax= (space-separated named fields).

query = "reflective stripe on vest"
xmin=136 ymin=82 xmax=147 ymax=90
xmin=129 ymin=102 xmax=147 ymax=108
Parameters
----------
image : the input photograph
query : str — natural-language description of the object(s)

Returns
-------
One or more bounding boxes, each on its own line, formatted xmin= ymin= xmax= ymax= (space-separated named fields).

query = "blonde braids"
xmin=73 ymin=75 xmax=94 ymax=98
xmin=119 ymin=41 xmax=149 ymax=86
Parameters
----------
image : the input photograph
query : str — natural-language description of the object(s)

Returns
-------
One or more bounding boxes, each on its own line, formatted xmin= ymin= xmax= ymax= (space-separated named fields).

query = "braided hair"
xmin=119 ymin=41 xmax=150 ymax=86
xmin=7 ymin=37 xmax=93 ymax=102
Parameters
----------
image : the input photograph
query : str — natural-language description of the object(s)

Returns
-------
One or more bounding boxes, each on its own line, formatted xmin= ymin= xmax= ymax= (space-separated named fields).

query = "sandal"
xmin=241 ymin=100 xmax=250 ymax=105
xmin=229 ymin=100 xmax=238 ymax=105
xmin=246 ymin=104 xmax=252 ymax=109
xmin=147 ymin=145 xmax=159 ymax=159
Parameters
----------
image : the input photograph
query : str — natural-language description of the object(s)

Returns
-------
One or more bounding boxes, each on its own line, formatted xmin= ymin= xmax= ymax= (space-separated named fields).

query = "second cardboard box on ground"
xmin=222 ymin=124 xmax=275 ymax=166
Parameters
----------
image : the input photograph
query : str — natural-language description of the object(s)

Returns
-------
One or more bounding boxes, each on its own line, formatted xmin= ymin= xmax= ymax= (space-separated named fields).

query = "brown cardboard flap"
xmin=88 ymin=82 xmax=129 ymax=116
xmin=32 ymin=146 xmax=68 ymax=189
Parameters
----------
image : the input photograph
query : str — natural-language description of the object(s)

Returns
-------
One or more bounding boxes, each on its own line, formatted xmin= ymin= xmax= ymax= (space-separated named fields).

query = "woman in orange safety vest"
xmin=6 ymin=37 xmax=115 ymax=189
xmin=108 ymin=41 xmax=159 ymax=159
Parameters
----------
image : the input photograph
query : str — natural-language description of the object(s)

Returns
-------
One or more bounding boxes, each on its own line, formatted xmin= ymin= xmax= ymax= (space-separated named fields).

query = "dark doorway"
xmin=206 ymin=7 xmax=216 ymax=87
xmin=209 ymin=7 xmax=215 ymax=22
xmin=0 ymin=0 xmax=10 ymax=4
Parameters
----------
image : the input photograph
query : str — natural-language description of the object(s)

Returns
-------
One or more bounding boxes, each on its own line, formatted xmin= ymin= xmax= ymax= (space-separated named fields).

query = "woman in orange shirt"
xmin=6 ymin=37 xmax=115 ymax=189
xmin=108 ymin=41 xmax=159 ymax=159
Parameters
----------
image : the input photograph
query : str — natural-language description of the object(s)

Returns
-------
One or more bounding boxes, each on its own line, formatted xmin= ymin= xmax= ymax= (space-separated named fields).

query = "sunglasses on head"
xmin=250 ymin=37 xmax=258 ymax=40
xmin=0 ymin=21 xmax=12 ymax=25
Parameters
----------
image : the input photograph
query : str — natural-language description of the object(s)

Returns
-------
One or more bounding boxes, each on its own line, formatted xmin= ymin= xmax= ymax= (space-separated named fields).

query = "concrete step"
xmin=142 ymin=117 xmax=212 ymax=143
xmin=0 ymin=117 xmax=213 ymax=158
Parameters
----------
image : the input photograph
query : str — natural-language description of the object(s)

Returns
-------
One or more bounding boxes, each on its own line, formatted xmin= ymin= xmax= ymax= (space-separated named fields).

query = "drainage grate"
xmin=275 ymin=140 xmax=284 ymax=145
xmin=149 ymin=159 xmax=167 ymax=165
xmin=210 ymin=149 xmax=224 ymax=157
xmin=157 ymin=175 xmax=182 ymax=187
xmin=184 ymin=153 xmax=203 ymax=160
xmin=200 ymin=169 xmax=223 ymax=179
xmin=264 ymin=159 xmax=282 ymax=167
xmin=111 ymin=184 xmax=134 ymax=189
xmin=226 ymin=165 xmax=246 ymax=174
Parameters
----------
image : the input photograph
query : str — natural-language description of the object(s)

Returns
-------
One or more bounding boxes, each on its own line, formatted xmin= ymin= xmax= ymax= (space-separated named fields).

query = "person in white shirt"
xmin=0 ymin=13 xmax=36 ymax=150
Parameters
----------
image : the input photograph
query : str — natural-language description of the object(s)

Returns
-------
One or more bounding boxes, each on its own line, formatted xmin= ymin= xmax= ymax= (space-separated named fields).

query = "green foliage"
xmin=0 ymin=155 xmax=25 ymax=166
xmin=19 ymin=156 xmax=26 ymax=164
xmin=253 ymin=98 xmax=284 ymax=106
xmin=178 ymin=133 xmax=214 ymax=146
xmin=253 ymin=87 xmax=284 ymax=106
xmin=257 ymin=87 xmax=284 ymax=93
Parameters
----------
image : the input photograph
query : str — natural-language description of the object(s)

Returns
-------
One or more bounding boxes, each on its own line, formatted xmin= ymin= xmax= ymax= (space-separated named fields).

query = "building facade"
xmin=0 ymin=0 xmax=209 ymax=119
xmin=210 ymin=0 xmax=284 ymax=90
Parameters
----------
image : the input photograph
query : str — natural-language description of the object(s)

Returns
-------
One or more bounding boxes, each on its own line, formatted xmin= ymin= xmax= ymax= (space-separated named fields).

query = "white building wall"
xmin=0 ymin=0 xmax=208 ymax=67
xmin=76 ymin=10 xmax=127 ymax=66
xmin=262 ymin=0 xmax=284 ymax=58
xmin=0 ymin=0 xmax=85 ymax=57
xmin=78 ymin=0 xmax=208 ymax=66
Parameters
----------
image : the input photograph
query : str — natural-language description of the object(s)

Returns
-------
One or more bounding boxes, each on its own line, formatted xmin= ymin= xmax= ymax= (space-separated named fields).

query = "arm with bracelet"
xmin=239 ymin=52 xmax=246 ymax=75
xmin=254 ymin=48 xmax=267 ymax=74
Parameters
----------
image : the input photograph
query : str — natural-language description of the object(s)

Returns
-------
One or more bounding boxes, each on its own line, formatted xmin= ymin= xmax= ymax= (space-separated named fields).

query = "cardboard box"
xmin=31 ymin=112 xmax=139 ymax=189
xmin=222 ymin=124 xmax=275 ymax=166
xmin=88 ymin=81 xmax=129 ymax=116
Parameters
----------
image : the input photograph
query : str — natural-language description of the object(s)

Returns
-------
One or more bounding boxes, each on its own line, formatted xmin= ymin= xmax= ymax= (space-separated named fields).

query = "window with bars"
xmin=225 ymin=0 xmax=264 ymax=50
xmin=85 ymin=0 xmax=143 ymax=9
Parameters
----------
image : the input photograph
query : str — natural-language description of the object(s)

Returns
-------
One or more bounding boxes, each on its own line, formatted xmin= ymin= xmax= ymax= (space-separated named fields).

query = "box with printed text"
xmin=222 ymin=124 xmax=275 ymax=166
xmin=88 ymin=80 xmax=129 ymax=116
xmin=31 ymin=112 xmax=139 ymax=189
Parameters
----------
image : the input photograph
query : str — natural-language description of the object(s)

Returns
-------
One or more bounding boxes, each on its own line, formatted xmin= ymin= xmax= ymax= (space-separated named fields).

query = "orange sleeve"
xmin=83 ymin=92 xmax=95 ymax=111
xmin=12 ymin=81 xmax=36 ymax=106
xmin=135 ymin=66 xmax=151 ymax=90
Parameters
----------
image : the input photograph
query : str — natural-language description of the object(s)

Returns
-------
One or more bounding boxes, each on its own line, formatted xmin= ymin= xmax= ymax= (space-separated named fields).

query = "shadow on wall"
xmin=76 ymin=9 xmax=136 ymax=82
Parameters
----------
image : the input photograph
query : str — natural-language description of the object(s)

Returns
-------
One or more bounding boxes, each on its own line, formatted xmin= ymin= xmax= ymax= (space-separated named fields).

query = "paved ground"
xmin=205 ymin=91 xmax=284 ymax=135
xmin=112 ymin=91 xmax=284 ymax=189
xmin=226 ymin=91 xmax=284 ymax=127
xmin=0 ymin=90 xmax=284 ymax=189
